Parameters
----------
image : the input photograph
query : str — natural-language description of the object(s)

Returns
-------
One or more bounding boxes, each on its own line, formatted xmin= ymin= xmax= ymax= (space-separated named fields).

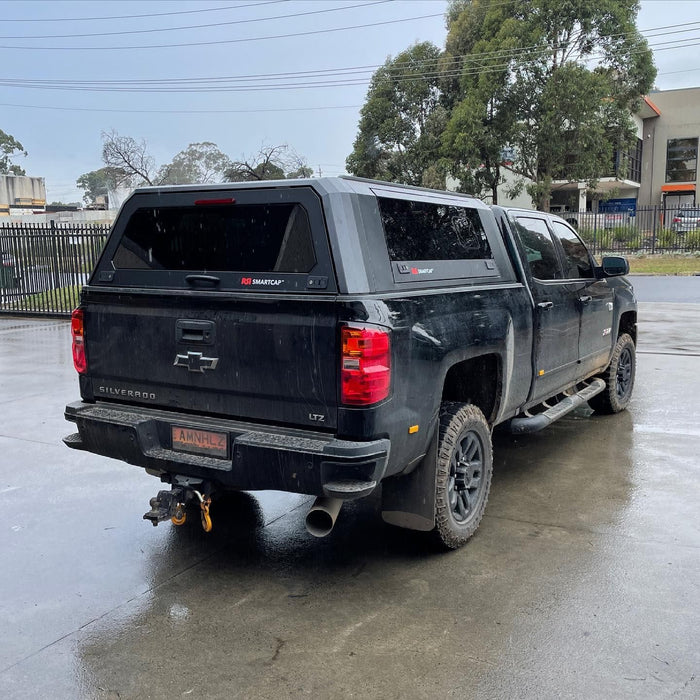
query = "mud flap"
xmin=380 ymin=422 xmax=438 ymax=532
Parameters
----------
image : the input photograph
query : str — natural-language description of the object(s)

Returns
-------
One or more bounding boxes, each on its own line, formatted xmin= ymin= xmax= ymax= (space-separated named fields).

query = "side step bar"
xmin=510 ymin=379 xmax=606 ymax=435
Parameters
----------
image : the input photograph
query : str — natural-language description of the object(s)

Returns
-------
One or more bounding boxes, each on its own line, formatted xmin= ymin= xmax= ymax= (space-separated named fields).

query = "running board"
xmin=509 ymin=379 xmax=606 ymax=435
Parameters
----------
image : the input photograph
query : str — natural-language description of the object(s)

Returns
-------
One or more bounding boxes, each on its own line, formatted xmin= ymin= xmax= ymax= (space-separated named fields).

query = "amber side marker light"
xmin=71 ymin=308 xmax=87 ymax=374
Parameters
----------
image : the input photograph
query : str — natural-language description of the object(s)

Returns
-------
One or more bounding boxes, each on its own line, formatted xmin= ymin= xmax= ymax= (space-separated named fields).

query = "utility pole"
xmin=317 ymin=165 xmax=322 ymax=178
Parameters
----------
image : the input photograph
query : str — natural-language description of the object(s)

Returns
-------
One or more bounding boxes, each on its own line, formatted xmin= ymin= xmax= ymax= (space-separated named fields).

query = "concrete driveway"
xmin=0 ymin=297 xmax=698 ymax=699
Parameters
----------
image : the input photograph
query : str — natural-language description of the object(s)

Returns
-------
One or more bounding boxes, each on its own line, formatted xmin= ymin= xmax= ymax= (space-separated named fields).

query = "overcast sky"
xmin=2 ymin=0 xmax=699 ymax=203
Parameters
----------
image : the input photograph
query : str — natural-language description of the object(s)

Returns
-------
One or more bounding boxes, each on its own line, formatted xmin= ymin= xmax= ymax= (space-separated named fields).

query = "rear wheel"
xmin=589 ymin=333 xmax=636 ymax=414
xmin=432 ymin=403 xmax=493 ymax=550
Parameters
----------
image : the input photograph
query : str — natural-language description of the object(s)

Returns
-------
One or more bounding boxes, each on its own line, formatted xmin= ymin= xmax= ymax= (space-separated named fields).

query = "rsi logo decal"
xmin=398 ymin=264 xmax=434 ymax=275
xmin=241 ymin=277 xmax=284 ymax=286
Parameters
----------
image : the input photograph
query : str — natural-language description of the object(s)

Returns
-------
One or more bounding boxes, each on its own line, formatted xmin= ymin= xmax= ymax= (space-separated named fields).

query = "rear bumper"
xmin=64 ymin=401 xmax=390 ymax=500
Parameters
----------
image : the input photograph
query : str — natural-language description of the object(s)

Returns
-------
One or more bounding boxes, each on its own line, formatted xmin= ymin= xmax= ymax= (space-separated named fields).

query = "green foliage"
xmin=349 ymin=1 xmax=656 ymax=208
xmin=610 ymin=225 xmax=639 ymax=243
xmin=346 ymin=42 xmax=446 ymax=186
xmin=657 ymin=228 xmax=681 ymax=249
xmin=95 ymin=134 xmax=308 ymax=187
xmin=21 ymin=285 xmax=81 ymax=313
xmin=684 ymin=230 xmax=700 ymax=249
xmin=496 ymin=0 xmax=655 ymax=209
xmin=287 ymin=165 xmax=314 ymax=179
xmin=49 ymin=201 xmax=81 ymax=208
xmin=76 ymin=167 xmax=127 ymax=204
xmin=0 ymin=128 xmax=27 ymax=176
xmin=224 ymin=144 xmax=310 ymax=182
xmin=440 ymin=0 xmax=520 ymax=201
xmin=158 ymin=142 xmax=231 ymax=185
xmin=594 ymin=229 xmax=615 ymax=251
xmin=577 ymin=226 xmax=596 ymax=245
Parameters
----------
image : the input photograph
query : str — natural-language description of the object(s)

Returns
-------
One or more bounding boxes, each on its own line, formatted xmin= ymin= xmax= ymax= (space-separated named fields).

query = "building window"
xmin=666 ymin=137 xmax=698 ymax=183
xmin=613 ymin=138 xmax=643 ymax=183
xmin=628 ymin=138 xmax=643 ymax=183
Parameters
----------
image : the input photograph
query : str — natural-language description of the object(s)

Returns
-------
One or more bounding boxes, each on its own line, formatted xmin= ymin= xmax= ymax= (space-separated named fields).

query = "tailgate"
xmin=82 ymin=294 xmax=339 ymax=429
xmin=81 ymin=185 xmax=339 ymax=430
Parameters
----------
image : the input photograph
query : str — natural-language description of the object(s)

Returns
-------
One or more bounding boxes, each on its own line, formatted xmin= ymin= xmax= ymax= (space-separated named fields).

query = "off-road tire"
xmin=589 ymin=333 xmax=636 ymax=414
xmin=432 ymin=402 xmax=493 ymax=550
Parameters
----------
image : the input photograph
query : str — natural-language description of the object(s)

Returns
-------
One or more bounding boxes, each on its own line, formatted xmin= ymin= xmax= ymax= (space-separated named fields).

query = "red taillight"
xmin=340 ymin=325 xmax=391 ymax=406
xmin=672 ymin=217 xmax=681 ymax=223
xmin=71 ymin=308 xmax=87 ymax=374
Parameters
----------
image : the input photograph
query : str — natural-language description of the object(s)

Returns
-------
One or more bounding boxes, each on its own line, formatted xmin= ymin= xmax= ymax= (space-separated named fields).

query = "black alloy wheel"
xmin=433 ymin=403 xmax=493 ymax=549
xmin=448 ymin=430 xmax=484 ymax=524
xmin=616 ymin=345 xmax=634 ymax=401
xmin=589 ymin=333 xmax=636 ymax=414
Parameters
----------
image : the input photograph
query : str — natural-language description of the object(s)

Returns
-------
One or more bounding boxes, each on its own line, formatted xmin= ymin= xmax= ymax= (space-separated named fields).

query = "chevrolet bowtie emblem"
xmin=174 ymin=352 xmax=219 ymax=373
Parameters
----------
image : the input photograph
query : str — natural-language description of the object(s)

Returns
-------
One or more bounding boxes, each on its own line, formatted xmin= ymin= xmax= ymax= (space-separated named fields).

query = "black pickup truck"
xmin=64 ymin=177 xmax=636 ymax=549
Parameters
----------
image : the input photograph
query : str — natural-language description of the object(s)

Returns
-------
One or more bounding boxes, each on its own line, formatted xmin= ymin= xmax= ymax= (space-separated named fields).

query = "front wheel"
xmin=589 ymin=333 xmax=636 ymax=414
xmin=432 ymin=403 xmax=493 ymax=550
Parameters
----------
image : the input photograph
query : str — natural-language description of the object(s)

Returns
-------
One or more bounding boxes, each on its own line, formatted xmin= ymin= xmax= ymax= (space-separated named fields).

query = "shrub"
xmin=683 ymin=230 xmax=700 ymax=250
xmin=577 ymin=226 xmax=595 ymax=245
xmin=656 ymin=228 xmax=681 ymax=250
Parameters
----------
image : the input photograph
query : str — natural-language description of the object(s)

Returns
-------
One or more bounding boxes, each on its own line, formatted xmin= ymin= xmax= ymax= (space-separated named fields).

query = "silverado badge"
xmin=174 ymin=352 xmax=219 ymax=373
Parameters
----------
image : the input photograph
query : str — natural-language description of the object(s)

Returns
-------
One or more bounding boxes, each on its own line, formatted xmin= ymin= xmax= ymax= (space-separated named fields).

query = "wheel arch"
xmin=441 ymin=353 xmax=502 ymax=425
xmin=619 ymin=310 xmax=637 ymax=344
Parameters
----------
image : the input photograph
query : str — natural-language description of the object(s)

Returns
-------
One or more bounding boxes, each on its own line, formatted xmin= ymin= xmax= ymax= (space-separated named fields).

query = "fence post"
xmin=651 ymin=206 xmax=657 ymax=255
xmin=593 ymin=210 xmax=599 ymax=256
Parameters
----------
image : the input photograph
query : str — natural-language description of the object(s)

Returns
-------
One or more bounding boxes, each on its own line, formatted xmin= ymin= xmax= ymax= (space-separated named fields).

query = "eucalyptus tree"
xmin=346 ymin=42 xmax=447 ymax=187
xmin=442 ymin=0 xmax=655 ymax=209
xmin=0 ymin=129 xmax=27 ymax=176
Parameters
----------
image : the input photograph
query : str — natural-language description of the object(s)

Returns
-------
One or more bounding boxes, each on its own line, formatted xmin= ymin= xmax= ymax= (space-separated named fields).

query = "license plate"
xmin=171 ymin=426 xmax=228 ymax=458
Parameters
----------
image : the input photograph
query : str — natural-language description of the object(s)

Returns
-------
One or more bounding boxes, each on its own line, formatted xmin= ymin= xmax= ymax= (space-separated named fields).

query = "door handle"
xmin=185 ymin=274 xmax=220 ymax=288
xmin=537 ymin=301 xmax=554 ymax=310
xmin=176 ymin=319 xmax=216 ymax=345
xmin=579 ymin=295 xmax=592 ymax=305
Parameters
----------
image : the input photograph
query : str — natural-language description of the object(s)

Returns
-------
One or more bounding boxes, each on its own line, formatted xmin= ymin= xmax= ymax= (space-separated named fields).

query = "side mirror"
xmin=601 ymin=256 xmax=629 ymax=277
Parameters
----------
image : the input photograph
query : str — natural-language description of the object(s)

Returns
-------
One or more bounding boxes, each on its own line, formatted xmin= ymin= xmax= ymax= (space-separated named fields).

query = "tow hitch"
xmin=143 ymin=484 xmax=213 ymax=532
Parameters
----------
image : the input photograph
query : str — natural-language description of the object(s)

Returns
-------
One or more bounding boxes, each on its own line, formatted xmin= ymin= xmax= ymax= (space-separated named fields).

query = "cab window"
xmin=550 ymin=221 xmax=594 ymax=279
xmin=513 ymin=216 xmax=563 ymax=280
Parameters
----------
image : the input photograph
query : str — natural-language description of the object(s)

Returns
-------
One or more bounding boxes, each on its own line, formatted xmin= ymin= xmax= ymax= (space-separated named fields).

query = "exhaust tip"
xmin=305 ymin=497 xmax=343 ymax=537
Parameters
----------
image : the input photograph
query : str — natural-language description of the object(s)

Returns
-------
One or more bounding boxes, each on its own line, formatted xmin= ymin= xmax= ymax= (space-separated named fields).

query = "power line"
xmin=0 ymin=11 xmax=444 ymax=51
xmin=0 ymin=1 xmax=288 ymax=23
xmin=2 ymin=18 xmax=694 ymax=88
xmin=0 ymin=101 xmax=362 ymax=115
xmin=1 ymin=29 xmax=698 ymax=93
xmin=0 ymin=1 xmax=391 ymax=40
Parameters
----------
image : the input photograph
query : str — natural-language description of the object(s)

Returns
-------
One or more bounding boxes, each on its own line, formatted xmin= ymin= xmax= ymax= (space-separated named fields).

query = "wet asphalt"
xmin=0 ymin=277 xmax=698 ymax=699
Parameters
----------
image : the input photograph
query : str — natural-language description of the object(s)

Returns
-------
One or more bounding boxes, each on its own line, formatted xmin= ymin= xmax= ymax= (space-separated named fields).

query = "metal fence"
xmin=1 ymin=207 xmax=698 ymax=317
xmin=0 ymin=222 xmax=109 ymax=317
xmin=563 ymin=205 xmax=700 ymax=256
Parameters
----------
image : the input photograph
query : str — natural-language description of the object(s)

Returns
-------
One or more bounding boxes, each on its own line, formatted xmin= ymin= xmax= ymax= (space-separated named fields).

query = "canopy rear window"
xmin=113 ymin=202 xmax=316 ymax=273
xmin=94 ymin=187 xmax=335 ymax=293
